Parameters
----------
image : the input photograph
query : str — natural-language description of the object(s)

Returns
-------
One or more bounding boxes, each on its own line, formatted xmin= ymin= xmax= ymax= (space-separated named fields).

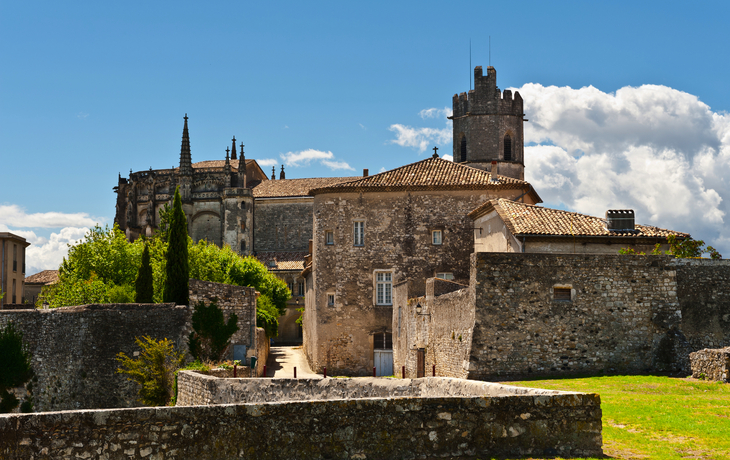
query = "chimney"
xmin=363 ymin=168 xmax=369 ymax=177
xmin=308 ymin=239 xmax=313 ymax=254
xmin=490 ymin=161 xmax=499 ymax=182
xmin=606 ymin=210 xmax=635 ymax=232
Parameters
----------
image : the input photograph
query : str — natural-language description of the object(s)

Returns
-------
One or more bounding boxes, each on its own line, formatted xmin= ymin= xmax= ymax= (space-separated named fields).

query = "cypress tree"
xmin=135 ymin=244 xmax=154 ymax=303
xmin=163 ymin=186 xmax=189 ymax=305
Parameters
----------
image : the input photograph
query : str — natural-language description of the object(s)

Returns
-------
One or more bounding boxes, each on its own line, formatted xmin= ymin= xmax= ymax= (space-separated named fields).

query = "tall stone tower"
xmin=449 ymin=66 xmax=526 ymax=180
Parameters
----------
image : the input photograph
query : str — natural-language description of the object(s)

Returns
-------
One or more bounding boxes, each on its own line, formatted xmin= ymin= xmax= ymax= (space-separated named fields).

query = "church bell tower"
xmin=449 ymin=66 xmax=526 ymax=180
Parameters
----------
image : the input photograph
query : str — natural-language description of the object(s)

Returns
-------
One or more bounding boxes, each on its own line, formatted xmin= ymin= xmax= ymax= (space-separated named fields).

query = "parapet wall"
xmin=0 ymin=279 xmax=257 ymax=411
xmin=0 ymin=382 xmax=602 ymax=459
xmin=176 ymin=372 xmax=570 ymax=406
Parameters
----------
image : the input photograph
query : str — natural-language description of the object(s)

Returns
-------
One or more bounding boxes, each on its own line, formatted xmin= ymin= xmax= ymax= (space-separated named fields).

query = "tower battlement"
xmin=451 ymin=66 xmax=524 ymax=118
xmin=450 ymin=66 xmax=526 ymax=180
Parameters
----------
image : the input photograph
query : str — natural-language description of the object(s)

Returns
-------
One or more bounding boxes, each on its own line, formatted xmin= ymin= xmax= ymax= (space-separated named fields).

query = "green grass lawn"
xmin=503 ymin=375 xmax=730 ymax=460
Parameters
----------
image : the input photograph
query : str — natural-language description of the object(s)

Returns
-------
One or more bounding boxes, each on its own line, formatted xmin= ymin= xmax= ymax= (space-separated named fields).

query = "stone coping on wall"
xmin=2 ymin=377 xmax=603 ymax=459
xmin=176 ymin=371 xmax=583 ymax=406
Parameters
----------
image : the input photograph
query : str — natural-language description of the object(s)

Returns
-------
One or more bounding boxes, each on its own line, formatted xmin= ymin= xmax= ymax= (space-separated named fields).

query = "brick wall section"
xmin=690 ymin=347 xmax=730 ymax=382
xmin=253 ymin=199 xmax=312 ymax=252
xmin=0 ymin=379 xmax=602 ymax=459
xmin=0 ymin=279 xmax=258 ymax=411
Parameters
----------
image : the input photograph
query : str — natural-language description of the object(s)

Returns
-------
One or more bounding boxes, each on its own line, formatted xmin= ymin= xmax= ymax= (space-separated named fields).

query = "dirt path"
xmin=265 ymin=345 xmax=321 ymax=378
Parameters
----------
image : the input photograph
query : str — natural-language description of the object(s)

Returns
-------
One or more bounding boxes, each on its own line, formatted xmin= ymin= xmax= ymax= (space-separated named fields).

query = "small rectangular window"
xmin=432 ymin=230 xmax=443 ymax=245
xmin=327 ymin=294 xmax=335 ymax=306
xmin=287 ymin=281 xmax=294 ymax=293
xmin=436 ymin=273 xmax=454 ymax=280
xmin=325 ymin=230 xmax=334 ymax=245
xmin=554 ymin=287 xmax=572 ymax=301
xmin=354 ymin=221 xmax=365 ymax=246
xmin=298 ymin=282 xmax=305 ymax=296
xmin=376 ymin=271 xmax=392 ymax=305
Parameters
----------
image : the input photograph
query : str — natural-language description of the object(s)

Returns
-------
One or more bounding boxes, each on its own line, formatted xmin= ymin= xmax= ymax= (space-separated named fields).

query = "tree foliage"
xmin=135 ymin=244 xmax=154 ymax=303
xmin=0 ymin=322 xmax=33 ymax=413
xmin=164 ymin=186 xmax=189 ymax=305
xmin=256 ymin=294 xmax=279 ymax=338
xmin=188 ymin=299 xmax=239 ymax=362
xmin=116 ymin=336 xmax=185 ymax=406
xmin=620 ymin=235 xmax=722 ymax=259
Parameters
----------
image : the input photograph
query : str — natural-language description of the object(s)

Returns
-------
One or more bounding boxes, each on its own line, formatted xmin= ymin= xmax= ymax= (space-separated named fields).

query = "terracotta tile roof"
xmin=255 ymin=252 xmax=308 ymax=271
xmin=24 ymin=270 xmax=60 ymax=285
xmin=469 ymin=199 xmax=689 ymax=239
xmin=309 ymin=157 xmax=541 ymax=202
xmin=253 ymin=177 xmax=360 ymax=198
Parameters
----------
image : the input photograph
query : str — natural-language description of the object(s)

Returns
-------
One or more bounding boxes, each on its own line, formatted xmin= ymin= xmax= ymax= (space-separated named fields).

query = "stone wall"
xmin=254 ymin=198 xmax=312 ymax=252
xmin=305 ymin=189 xmax=523 ymax=376
xmin=690 ymin=347 xmax=730 ymax=382
xmin=189 ymin=278 xmax=258 ymax=359
xmin=0 ymin=385 xmax=602 ymax=460
xmin=0 ymin=279 xmax=258 ymax=411
xmin=396 ymin=253 xmax=730 ymax=381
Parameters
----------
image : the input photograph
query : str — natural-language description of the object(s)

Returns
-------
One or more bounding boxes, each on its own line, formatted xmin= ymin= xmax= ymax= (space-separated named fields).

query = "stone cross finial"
xmin=432 ymin=146 xmax=439 ymax=158
xmin=226 ymin=147 xmax=230 ymax=160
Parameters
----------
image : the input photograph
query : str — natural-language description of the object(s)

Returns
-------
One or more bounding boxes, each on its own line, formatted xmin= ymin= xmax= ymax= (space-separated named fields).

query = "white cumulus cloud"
xmin=389 ymin=107 xmax=453 ymax=153
xmin=0 ymin=224 xmax=89 ymax=276
xmin=0 ymin=204 xmax=100 ymax=228
xmin=515 ymin=82 xmax=730 ymax=255
xmin=256 ymin=158 xmax=278 ymax=167
xmin=280 ymin=149 xmax=353 ymax=171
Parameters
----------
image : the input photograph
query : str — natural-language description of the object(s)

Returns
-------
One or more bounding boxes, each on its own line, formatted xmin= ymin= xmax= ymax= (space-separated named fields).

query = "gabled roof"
xmin=309 ymin=157 xmax=541 ymax=202
xmin=253 ymin=177 xmax=360 ymax=198
xmin=469 ymin=198 xmax=689 ymax=239
xmin=25 ymin=270 xmax=60 ymax=285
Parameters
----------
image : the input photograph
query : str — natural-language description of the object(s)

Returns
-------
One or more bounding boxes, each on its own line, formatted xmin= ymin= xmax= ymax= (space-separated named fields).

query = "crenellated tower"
xmin=449 ymin=66 xmax=526 ymax=180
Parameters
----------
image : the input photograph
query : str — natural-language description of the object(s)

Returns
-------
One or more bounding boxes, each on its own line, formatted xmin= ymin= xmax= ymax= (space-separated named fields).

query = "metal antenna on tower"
xmin=470 ymin=38 xmax=472 ymax=90
xmin=489 ymin=36 xmax=491 ymax=66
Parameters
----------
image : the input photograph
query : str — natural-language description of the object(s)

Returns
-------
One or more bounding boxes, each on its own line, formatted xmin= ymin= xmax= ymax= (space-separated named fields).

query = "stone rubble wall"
xmin=0 ymin=379 xmax=602 ymax=459
xmin=0 ymin=279 xmax=257 ymax=411
xmin=176 ymin=373 xmax=580 ymax=406
xmin=396 ymin=253 xmax=730 ymax=381
xmin=690 ymin=347 xmax=730 ymax=382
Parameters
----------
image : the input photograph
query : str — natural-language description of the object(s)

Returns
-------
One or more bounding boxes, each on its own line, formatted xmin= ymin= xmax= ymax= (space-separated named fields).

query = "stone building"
xmin=23 ymin=269 xmax=59 ymax=306
xmin=302 ymin=155 xmax=542 ymax=376
xmin=0 ymin=232 xmax=29 ymax=308
xmin=470 ymin=198 xmax=687 ymax=254
xmin=450 ymin=66 xmax=526 ymax=180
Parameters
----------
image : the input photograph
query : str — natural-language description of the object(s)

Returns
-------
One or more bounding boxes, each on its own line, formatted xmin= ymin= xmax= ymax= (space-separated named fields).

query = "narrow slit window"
xmin=554 ymin=287 xmax=571 ymax=301
xmin=354 ymin=221 xmax=365 ymax=246
xmin=327 ymin=294 xmax=335 ymax=306
xmin=325 ymin=230 xmax=334 ymax=245
xmin=460 ymin=136 xmax=467 ymax=162
xmin=504 ymin=134 xmax=512 ymax=161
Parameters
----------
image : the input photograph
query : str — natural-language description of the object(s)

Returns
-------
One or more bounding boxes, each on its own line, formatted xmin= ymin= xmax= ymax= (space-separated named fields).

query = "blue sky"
xmin=2 ymin=1 xmax=730 ymax=273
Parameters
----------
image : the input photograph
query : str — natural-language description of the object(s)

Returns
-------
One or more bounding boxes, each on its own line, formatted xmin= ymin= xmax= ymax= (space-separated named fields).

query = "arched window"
xmin=504 ymin=134 xmax=512 ymax=161
xmin=460 ymin=136 xmax=467 ymax=162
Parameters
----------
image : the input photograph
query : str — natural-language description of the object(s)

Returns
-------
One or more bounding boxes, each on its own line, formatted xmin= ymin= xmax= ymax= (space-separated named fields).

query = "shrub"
xmin=0 ymin=322 xmax=33 ymax=413
xmin=188 ymin=299 xmax=239 ymax=362
xmin=116 ymin=336 xmax=185 ymax=406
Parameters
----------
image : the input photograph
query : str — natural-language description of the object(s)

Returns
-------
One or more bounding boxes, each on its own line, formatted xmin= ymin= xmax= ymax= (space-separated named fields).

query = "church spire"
xmin=237 ymin=142 xmax=247 ymax=188
xmin=179 ymin=114 xmax=193 ymax=176
xmin=231 ymin=136 xmax=237 ymax=160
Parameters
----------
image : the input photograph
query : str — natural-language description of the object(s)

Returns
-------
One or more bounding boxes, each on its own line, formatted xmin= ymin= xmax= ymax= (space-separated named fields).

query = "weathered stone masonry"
xmin=394 ymin=253 xmax=730 ymax=380
xmin=0 ymin=375 xmax=602 ymax=459
xmin=0 ymin=279 xmax=259 ymax=411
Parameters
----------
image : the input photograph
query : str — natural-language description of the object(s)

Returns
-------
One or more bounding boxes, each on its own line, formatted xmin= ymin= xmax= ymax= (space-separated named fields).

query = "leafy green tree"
xmin=255 ymin=294 xmax=280 ymax=338
xmin=188 ymin=299 xmax=239 ymax=362
xmin=135 ymin=244 xmax=154 ymax=303
xmin=620 ymin=236 xmax=722 ymax=259
xmin=164 ymin=186 xmax=189 ymax=305
xmin=116 ymin=336 xmax=185 ymax=406
xmin=0 ymin=322 xmax=33 ymax=413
